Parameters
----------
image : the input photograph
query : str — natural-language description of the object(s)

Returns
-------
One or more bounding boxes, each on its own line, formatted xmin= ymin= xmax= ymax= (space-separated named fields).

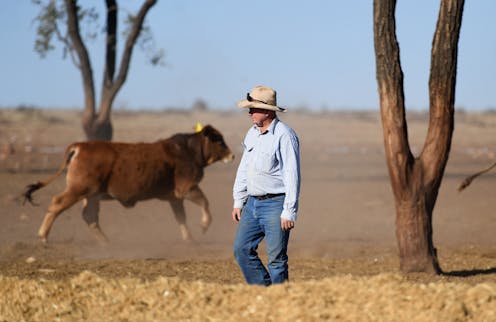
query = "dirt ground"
xmin=0 ymin=108 xmax=495 ymax=321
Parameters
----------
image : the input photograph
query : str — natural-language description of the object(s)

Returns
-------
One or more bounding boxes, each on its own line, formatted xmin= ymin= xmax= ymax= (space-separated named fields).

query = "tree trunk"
xmin=394 ymin=164 xmax=440 ymax=273
xmin=65 ymin=0 xmax=157 ymax=141
xmin=82 ymin=112 xmax=113 ymax=141
xmin=65 ymin=0 xmax=98 ymax=140
xmin=373 ymin=0 xmax=464 ymax=273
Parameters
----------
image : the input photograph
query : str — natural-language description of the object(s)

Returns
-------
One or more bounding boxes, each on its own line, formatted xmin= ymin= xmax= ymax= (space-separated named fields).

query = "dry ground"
xmin=0 ymin=108 xmax=495 ymax=321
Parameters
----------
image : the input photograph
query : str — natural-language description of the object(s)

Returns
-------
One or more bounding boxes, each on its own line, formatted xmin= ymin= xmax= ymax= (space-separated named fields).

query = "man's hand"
xmin=232 ymin=208 xmax=242 ymax=222
xmin=281 ymin=218 xmax=295 ymax=231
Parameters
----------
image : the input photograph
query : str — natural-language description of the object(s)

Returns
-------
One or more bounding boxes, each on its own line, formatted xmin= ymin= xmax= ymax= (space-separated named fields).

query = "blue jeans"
xmin=233 ymin=195 xmax=290 ymax=286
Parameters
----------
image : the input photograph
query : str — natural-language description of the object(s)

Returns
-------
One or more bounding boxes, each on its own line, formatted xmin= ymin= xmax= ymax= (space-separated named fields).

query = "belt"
xmin=252 ymin=193 xmax=285 ymax=200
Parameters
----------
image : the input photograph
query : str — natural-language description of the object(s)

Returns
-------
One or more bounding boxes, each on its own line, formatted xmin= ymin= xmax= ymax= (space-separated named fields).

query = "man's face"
xmin=248 ymin=108 xmax=270 ymax=127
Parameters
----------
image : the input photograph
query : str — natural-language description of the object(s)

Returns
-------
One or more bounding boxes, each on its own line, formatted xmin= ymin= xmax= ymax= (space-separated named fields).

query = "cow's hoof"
xmin=39 ymin=237 xmax=48 ymax=247
xmin=201 ymin=220 xmax=211 ymax=233
xmin=94 ymin=233 xmax=109 ymax=246
xmin=182 ymin=234 xmax=196 ymax=243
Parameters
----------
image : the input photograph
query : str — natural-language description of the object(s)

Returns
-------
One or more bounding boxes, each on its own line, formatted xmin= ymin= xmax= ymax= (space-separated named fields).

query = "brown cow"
xmin=22 ymin=125 xmax=234 ymax=244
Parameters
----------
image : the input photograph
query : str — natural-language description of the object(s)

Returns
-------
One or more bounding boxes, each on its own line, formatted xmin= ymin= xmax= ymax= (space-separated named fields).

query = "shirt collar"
xmin=253 ymin=117 xmax=279 ymax=135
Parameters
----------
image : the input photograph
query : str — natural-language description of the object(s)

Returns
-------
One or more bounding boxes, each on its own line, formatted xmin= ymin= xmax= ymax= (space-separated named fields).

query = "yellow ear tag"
xmin=195 ymin=123 xmax=203 ymax=132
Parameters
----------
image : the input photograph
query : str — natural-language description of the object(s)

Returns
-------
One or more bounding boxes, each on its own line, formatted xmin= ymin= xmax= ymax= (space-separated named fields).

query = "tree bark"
xmin=373 ymin=0 xmax=464 ymax=273
xmin=64 ymin=0 xmax=98 ymax=139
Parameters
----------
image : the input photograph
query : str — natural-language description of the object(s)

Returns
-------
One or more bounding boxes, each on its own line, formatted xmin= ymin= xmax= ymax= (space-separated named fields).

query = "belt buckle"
xmin=254 ymin=193 xmax=281 ymax=200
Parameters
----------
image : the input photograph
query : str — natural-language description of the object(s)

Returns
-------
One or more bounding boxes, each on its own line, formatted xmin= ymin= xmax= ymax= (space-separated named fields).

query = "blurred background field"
xmin=0 ymin=108 xmax=495 ymax=321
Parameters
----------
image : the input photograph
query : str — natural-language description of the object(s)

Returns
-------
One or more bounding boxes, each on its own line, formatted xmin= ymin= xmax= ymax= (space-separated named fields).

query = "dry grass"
xmin=1 ymin=108 xmax=496 ymax=321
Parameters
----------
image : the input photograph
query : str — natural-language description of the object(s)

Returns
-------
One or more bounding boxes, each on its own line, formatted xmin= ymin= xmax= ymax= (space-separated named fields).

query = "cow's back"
xmin=107 ymin=141 xmax=177 ymax=203
xmin=67 ymin=141 xmax=176 ymax=204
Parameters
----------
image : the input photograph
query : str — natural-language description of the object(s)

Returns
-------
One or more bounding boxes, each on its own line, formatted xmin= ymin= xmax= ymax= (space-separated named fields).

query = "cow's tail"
xmin=458 ymin=160 xmax=496 ymax=192
xmin=22 ymin=145 xmax=78 ymax=205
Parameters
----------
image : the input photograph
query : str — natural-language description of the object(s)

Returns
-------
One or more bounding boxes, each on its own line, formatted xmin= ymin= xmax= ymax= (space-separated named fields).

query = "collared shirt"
xmin=233 ymin=118 xmax=301 ymax=221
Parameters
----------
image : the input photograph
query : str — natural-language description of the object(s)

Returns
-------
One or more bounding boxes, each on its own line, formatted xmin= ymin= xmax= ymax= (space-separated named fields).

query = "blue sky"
xmin=0 ymin=1 xmax=494 ymax=111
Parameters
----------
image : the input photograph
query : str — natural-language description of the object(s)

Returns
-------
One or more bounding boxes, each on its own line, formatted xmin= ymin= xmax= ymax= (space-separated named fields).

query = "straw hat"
xmin=237 ymin=85 xmax=286 ymax=112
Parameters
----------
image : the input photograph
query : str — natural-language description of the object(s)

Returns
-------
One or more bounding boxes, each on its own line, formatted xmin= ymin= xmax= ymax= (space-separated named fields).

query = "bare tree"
xmin=373 ymin=0 xmax=465 ymax=273
xmin=33 ymin=0 xmax=163 ymax=140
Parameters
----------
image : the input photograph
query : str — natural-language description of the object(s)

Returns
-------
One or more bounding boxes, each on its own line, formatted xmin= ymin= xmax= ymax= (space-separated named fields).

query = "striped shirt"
xmin=233 ymin=118 xmax=301 ymax=221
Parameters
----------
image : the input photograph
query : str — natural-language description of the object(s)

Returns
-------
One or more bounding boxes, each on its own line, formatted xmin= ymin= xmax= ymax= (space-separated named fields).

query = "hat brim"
xmin=237 ymin=100 xmax=286 ymax=112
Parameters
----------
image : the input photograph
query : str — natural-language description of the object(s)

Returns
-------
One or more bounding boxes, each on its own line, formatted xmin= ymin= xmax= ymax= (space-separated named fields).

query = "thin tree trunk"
xmin=64 ymin=0 xmax=98 ymax=139
xmin=373 ymin=0 xmax=464 ymax=273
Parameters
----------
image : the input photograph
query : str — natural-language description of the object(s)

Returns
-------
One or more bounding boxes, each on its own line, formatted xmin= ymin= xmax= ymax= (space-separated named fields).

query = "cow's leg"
xmin=173 ymin=165 xmax=197 ymax=199
xmin=169 ymin=199 xmax=193 ymax=241
xmin=173 ymin=180 xmax=193 ymax=200
xmin=81 ymin=196 xmax=108 ymax=244
xmin=184 ymin=186 xmax=212 ymax=233
xmin=38 ymin=189 xmax=81 ymax=244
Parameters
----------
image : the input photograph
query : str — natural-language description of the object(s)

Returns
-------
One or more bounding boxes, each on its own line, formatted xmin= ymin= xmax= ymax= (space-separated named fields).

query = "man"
xmin=232 ymin=85 xmax=301 ymax=286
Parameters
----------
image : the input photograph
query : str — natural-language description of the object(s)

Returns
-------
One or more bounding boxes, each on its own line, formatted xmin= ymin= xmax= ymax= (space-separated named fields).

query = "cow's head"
xmin=199 ymin=125 xmax=234 ymax=165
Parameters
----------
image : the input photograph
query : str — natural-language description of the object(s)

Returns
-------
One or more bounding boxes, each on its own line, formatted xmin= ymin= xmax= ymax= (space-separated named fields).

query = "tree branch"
xmin=421 ymin=0 xmax=465 ymax=192
xmin=53 ymin=22 xmax=80 ymax=69
xmin=102 ymin=0 xmax=117 ymax=88
xmin=64 ymin=0 xmax=96 ymax=118
xmin=116 ymin=0 xmax=157 ymax=88
xmin=99 ymin=0 xmax=157 ymax=120
xmin=373 ymin=0 xmax=414 ymax=192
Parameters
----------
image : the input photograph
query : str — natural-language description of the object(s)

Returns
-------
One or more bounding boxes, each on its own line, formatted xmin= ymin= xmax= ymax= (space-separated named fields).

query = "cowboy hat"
xmin=237 ymin=85 xmax=286 ymax=112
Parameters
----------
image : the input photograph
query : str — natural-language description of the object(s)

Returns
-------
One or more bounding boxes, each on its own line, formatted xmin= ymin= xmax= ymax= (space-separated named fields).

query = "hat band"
xmin=247 ymin=93 xmax=272 ymax=105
